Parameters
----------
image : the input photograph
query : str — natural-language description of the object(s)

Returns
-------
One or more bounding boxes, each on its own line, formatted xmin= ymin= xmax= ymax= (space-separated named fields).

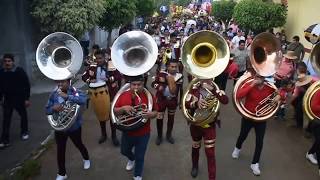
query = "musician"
xmin=306 ymin=90 xmax=320 ymax=175
xmin=106 ymin=50 xmax=122 ymax=146
xmin=82 ymin=49 xmax=117 ymax=145
xmin=46 ymin=78 xmax=90 ymax=180
xmin=114 ymin=75 xmax=157 ymax=180
xmin=84 ymin=44 xmax=100 ymax=66
xmin=152 ymin=59 xmax=183 ymax=145
xmin=185 ymin=79 xmax=228 ymax=180
xmin=232 ymin=73 xmax=280 ymax=176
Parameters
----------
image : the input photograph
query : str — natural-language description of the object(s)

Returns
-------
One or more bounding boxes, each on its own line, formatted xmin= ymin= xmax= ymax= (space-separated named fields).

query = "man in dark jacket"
xmin=0 ymin=54 xmax=30 ymax=148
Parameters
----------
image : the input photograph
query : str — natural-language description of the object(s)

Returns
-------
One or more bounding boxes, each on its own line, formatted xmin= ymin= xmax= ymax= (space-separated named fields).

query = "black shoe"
xmin=155 ymin=137 xmax=162 ymax=145
xmin=98 ymin=135 xmax=107 ymax=144
xmin=166 ymin=136 xmax=175 ymax=144
xmin=112 ymin=136 xmax=120 ymax=147
xmin=191 ymin=167 xmax=198 ymax=178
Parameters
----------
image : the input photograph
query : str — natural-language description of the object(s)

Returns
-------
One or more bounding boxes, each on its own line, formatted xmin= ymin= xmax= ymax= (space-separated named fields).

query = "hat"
xmin=295 ymin=74 xmax=313 ymax=86
xmin=126 ymin=75 xmax=144 ymax=82
xmin=283 ymin=51 xmax=297 ymax=60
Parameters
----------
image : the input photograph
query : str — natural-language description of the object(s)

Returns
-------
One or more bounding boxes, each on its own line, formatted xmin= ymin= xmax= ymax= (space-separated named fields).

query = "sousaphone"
xmin=36 ymin=32 xmax=83 ymax=130
xmin=110 ymin=31 xmax=158 ymax=131
xmin=181 ymin=30 xmax=230 ymax=126
xmin=233 ymin=32 xmax=282 ymax=121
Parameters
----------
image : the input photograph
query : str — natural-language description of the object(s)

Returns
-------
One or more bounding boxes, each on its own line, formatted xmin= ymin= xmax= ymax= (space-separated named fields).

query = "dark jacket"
xmin=0 ymin=66 xmax=30 ymax=104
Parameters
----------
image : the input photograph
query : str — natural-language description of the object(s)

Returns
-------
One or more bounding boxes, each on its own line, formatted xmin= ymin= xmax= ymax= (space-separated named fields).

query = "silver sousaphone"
xmin=36 ymin=32 xmax=83 ymax=131
xmin=110 ymin=31 xmax=158 ymax=131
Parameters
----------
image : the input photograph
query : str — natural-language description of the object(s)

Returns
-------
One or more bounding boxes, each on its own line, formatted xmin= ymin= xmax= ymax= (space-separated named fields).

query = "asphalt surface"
xmin=31 ymin=79 xmax=320 ymax=180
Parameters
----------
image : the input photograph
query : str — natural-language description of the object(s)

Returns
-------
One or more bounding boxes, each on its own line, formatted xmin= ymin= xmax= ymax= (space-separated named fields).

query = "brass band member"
xmin=152 ymin=59 xmax=183 ymax=145
xmin=84 ymin=44 xmax=100 ymax=66
xmin=114 ymin=75 xmax=157 ymax=180
xmin=306 ymin=89 xmax=320 ymax=175
xmin=185 ymin=79 xmax=228 ymax=180
xmin=82 ymin=49 xmax=113 ymax=144
xmin=46 ymin=79 xmax=90 ymax=180
xmin=232 ymin=73 xmax=280 ymax=176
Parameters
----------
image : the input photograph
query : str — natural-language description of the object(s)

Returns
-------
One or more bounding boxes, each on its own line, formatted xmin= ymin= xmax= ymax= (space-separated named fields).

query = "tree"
xmin=233 ymin=0 xmax=287 ymax=34
xmin=174 ymin=0 xmax=191 ymax=7
xmin=31 ymin=0 xmax=106 ymax=38
xmin=211 ymin=0 xmax=236 ymax=24
xmin=99 ymin=0 xmax=137 ymax=47
xmin=135 ymin=0 xmax=156 ymax=17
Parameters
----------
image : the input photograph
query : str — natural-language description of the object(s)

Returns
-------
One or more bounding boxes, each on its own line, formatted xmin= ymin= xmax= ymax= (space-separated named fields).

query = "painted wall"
xmin=285 ymin=0 xmax=319 ymax=54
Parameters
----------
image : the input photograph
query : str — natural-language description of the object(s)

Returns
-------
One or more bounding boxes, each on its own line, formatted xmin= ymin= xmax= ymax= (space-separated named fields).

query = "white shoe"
xmin=250 ymin=163 xmax=261 ymax=176
xmin=83 ymin=159 xmax=91 ymax=169
xmin=126 ymin=160 xmax=135 ymax=171
xmin=22 ymin=134 xmax=29 ymax=140
xmin=56 ymin=174 xmax=67 ymax=180
xmin=232 ymin=147 xmax=241 ymax=159
xmin=133 ymin=176 xmax=142 ymax=180
xmin=306 ymin=152 xmax=318 ymax=165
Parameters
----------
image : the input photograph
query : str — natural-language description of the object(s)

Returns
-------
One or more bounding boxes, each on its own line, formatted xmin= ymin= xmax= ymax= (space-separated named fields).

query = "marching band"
xmin=30 ymin=9 xmax=320 ymax=180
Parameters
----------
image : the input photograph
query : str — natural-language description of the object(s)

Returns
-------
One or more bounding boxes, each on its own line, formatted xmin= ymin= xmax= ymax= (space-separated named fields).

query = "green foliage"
xmin=212 ymin=0 xmax=236 ymax=22
xmin=233 ymin=0 xmax=287 ymax=33
xmin=135 ymin=0 xmax=156 ymax=17
xmin=13 ymin=159 xmax=41 ymax=180
xmin=174 ymin=0 xmax=191 ymax=7
xmin=99 ymin=0 xmax=137 ymax=31
xmin=31 ymin=0 xmax=106 ymax=38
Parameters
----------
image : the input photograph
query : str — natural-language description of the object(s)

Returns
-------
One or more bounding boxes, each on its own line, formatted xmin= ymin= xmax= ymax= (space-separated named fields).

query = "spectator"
xmin=0 ymin=54 xmax=31 ymax=148
xmin=287 ymin=35 xmax=305 ymax=62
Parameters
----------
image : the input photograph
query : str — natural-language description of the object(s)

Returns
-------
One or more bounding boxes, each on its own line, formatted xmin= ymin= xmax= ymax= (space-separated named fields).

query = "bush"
xmin=233 ymin=0 xmax=287 ymax=33
xmin=212 ymin=0 xmax=237 ymax=23
xmin=31 ymin=0 xmax=106 ymax=38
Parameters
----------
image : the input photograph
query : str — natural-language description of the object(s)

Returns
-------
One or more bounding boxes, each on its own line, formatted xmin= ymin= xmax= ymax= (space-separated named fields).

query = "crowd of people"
xmin=1 ymin=3 xmax=320 ymax=180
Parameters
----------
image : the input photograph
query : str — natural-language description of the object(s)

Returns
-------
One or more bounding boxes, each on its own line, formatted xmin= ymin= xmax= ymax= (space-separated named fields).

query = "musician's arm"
xmin=236 ymin=83 xmax=253 ymax=100
xmin=45 ymin=93 xmax=55 ymax=115
xmin=67 ymin=90 xmax=87 ymax=105
xmin=311 ymin=90 xmax=320 ymax=112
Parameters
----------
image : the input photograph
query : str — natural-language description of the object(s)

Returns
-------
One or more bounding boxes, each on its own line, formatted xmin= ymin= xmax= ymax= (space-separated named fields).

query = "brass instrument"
xmin=233 ymin=32 xmax=281 ymax=121
xmin=110 ymin=31 xmax=158 ymax=131
xmin=36 ymin=32 xmax=83 ymax=131
xmin=181 ymin=30 xmax=230 ymax=126
xmin=303 ymin=43 xmax=320 ymax=121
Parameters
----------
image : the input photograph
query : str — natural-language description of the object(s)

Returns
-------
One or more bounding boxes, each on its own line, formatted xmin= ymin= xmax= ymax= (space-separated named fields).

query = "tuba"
xmin=303 ymin=43 xmax=320 ymax=121
xmin=36 ymin=32 xmax=83 ymax=131
xmin=110 ymin=31 xmax=158 ymax=131
xmin=233 ymin=32 xmax=281 ymax=121
xmin=181 ymin=30 xmax=230 ymax=126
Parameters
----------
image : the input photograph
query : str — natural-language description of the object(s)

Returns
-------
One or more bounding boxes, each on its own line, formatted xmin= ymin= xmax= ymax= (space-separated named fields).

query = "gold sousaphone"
xmin=303 ymin=43 xmax=320 ymax=120
xmin=233 ymin=32 xmax=282 ymax=121
xmin=181 ymin=30 xmax=230 ymax=126
xmin=110 ymin=31 xmax=158 ymax=131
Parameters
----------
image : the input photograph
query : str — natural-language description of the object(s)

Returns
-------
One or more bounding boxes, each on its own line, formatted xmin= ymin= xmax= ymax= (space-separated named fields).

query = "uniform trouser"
xmin=190 ymin=125 xmax=216 ymax=180
xmin=121 ymin=133 xmax=150 ymax=177
xmin=1 ymin=102 xmax=28 ymax=142
xmin=235 ymin=117 xmax=266 ymax=164
xmin=156 ymin=98 xmax=177 ymax=138
xmin=55 ymin=128 xmax=89 ymax=176
xmin=308 ymin=123 xmax=320 ymax=169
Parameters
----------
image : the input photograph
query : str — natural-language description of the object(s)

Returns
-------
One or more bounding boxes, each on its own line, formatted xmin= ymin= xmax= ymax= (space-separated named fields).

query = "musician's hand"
xmin=89 ymin=70 xmax=95 ymax=76
xmin=90 ymin=79 xmax=97 ymax=83
xmin=25 ymin=100 xmax=31 ymax=107
xmin=52 ymin=104 xmax=64 ymax=112
xmin=122 ymin=105 xmax=136 ymax=115
xmin=198 ymin=98 xmax=209 ymax=109
xmin=216 ymin=89 xmax=226 ymax=96
xmin=141 ymin=110 xmax=157 ymax=119
xmin=274 ymin=94 xmax=281 ymax=102
xmin=58 ymin=91 xmax=68 ymax=99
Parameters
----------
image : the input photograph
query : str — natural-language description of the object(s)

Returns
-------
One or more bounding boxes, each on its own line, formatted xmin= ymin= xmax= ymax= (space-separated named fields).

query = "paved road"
xmin=34 ymin=80 xmax=320 ymax=180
